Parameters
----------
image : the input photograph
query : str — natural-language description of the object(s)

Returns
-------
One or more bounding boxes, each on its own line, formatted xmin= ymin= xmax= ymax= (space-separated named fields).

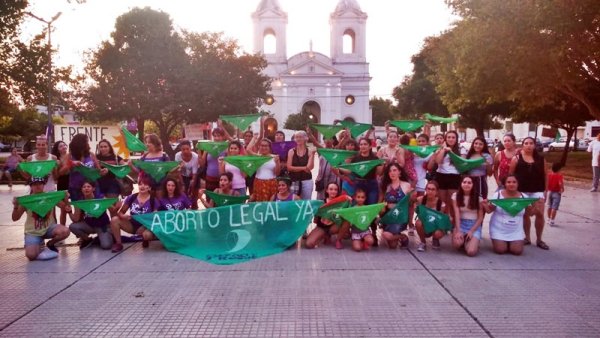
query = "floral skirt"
xmin=253 ymin=178 xmax=278 ymax=202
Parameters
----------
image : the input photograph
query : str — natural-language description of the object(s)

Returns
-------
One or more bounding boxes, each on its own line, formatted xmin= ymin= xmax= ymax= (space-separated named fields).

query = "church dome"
xmin=333 ymin=0 xmax=364 ymax=15
xmin=255 ymin=0 xmax=285 ymax=16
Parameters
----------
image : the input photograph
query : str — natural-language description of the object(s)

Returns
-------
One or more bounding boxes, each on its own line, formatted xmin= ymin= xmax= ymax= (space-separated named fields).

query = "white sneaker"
xmin=37 ymin=248 xmax=59 ymax=260
xmin=591 ymin=188 xmax=598 ymax=192
xmin=549 ymin=219 xmax=555 ymax=226
xmin=417 ymin=243 xmax=426 ymax=252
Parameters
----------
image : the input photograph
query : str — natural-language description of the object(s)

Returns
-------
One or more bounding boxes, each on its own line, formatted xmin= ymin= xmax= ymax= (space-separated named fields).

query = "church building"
xmin=252 ymin=0 xmax=372 ymax=137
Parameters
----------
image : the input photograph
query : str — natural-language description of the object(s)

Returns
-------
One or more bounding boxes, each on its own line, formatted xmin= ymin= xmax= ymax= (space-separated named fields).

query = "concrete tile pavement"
xmin=0 ymin=183 xmax=598 ymax=337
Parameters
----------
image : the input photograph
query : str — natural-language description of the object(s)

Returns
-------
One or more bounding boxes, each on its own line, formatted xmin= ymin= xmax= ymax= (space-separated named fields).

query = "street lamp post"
xmin=26 ymin=11 xmax=62 ymax=149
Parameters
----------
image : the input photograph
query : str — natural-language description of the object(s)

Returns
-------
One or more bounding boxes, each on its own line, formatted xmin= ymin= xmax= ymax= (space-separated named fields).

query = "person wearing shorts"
xmin=545 ymin=163 xmax=564 ymax=227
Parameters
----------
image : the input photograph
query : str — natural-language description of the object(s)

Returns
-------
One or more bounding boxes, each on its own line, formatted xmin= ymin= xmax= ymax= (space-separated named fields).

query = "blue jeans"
xmin=593 ymin=166 xmax=599 ymax=190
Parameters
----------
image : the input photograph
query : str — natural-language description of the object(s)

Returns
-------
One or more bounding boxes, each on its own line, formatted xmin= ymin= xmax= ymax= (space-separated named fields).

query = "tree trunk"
xmin=137 ymin=117 xmax=145 ymax=140
xmin=475 ymin=126 xmax=485 ymax=138
xmin=559 ymin=127 xmax=575 ymax=167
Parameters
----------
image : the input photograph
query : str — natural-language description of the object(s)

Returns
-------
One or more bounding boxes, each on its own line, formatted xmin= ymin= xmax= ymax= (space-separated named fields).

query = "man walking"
xmin=588 ymin=133 xmax=600 ymax=192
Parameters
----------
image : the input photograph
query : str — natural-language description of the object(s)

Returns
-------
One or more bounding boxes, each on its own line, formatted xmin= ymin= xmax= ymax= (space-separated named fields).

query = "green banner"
xmin=448 ymin=152 xmax=485 ymax=173
xmin=317 ymin=148 xmax=357 ymax=167
xmin=489 ymin=198 xmax=539 ymax=217
xmin=17 ymin=190 xmax=66 ymax=217
xmin=315 ymin=195 xmax=351 ymax=225
xmin=400 ymin=145 xmax=440 ymax=158
xmin=338 ymin=121 xmax=372 ymax=138
xmin=73 ymin=165 xmax=102 ymax=181
xmin=133 ymin=200 xmax=323 ymax=265
xmin=196 ymin=141 xmax=229 ymax=157
xmin=337 ymin=159 xmax=384 ymax=177
xmin=389 ymin=120 xmax=426 ymax=132
xmin=133 ymin=160 xmax=179 ymax=181
xmin=416 ymin=205 xmax=453 ymax=234
xmin=423 ymin=113 xmax=458 ymax=124
xmin=380 ymin=192 xmax=412 ymax=225
xmin=71 ymin=198 xmax=118 ymax=218
xmin=310 ymin=124 xmax=345 ymax=139
xmin=334 ymin=203 xmax=385 ymax=231
xmin=223 ymin=155 xmax=272 ymax=176
xmin=205 ymin=190 xmax=249 ymax=207
xmin=121 ymin=127 xmax=148 ymax=152
xmin=220 ymin=114 xmax=262 ymax=131
xmin=100 ymin=162 xmax=131 ymax=179
xmin=18 ymin=160 xmax=57 ymax=178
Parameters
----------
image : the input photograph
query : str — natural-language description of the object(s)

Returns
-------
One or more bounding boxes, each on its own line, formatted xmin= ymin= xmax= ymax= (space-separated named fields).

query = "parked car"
xmin=548 ymin=138 xmax=589 ymax=151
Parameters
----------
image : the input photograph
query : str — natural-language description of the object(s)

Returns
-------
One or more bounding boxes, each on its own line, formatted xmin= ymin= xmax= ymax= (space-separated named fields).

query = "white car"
xmin=548 ymin=138 xmax=588 ymax=151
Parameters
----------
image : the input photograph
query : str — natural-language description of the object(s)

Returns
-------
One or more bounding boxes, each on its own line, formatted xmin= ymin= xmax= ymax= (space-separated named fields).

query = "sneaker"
xmin=590 ymin=188 xmax=598 ymax=192
xmin=79 ymin=237 xmax=94 ymax=250
xmin=37 ymin=248 xmax=59 ymax=260
xmin=111 ymin=243 xmax=123 ymax=253
xmin=432 ymin=238 xmax=441 ymax=250
xmin=417 ymin=243 xmax=426 ymax=252
xmin=335 ymin=240 xmax=343 ymax=250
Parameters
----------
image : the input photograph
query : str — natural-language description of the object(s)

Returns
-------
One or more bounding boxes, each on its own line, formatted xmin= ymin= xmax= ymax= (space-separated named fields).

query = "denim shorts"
xmin=383 ymin=223 xmax=407 ymax=235
xmin=459 ymin=218 xmax=481 ymax=240
xmin=24 ymin=223 xmax=58 ymax=246
xmin=547 ymin=192 xmax=562 ymax=210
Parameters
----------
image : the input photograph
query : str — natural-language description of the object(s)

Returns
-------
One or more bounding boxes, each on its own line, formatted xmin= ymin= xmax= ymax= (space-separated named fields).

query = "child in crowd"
xmin=350 ymin=188 xmax=375 ymax=252
xmin=546 ymin=163 xmax=564 ymax=226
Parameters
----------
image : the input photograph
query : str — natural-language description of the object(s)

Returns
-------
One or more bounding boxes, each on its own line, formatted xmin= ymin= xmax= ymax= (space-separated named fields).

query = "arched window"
xmin=343 ymin=29 xmax=355 ymax=54
xmin=264 ymin=28 xmax=276 ymax=54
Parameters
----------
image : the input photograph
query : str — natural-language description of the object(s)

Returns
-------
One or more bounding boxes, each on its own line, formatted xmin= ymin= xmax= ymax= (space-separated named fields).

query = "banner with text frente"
xmin=54 ymin=124 xmax=121 ymax=151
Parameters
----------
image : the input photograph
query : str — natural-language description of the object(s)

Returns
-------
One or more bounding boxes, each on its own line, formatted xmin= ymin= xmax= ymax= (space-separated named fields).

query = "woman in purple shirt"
xmin=157 ymin=178 xmax=192 ymax=211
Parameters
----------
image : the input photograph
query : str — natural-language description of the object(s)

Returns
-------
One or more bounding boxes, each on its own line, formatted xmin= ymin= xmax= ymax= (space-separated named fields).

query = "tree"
xmin=283 ymin=111 xmax=312 ymax=131
xmin=434 ymin=0 xmax=600 ymax=120
xmin=369 ymin=97 xmax=397 ymax=126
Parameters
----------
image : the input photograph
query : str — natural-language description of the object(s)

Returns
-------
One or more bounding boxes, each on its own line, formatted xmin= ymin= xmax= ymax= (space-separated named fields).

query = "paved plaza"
xmin=0 ymin=182 xmax=598 ymax=337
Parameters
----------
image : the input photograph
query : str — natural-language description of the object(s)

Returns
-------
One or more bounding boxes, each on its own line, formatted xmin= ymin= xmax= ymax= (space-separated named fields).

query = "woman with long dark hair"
xmin=451 ymin=176 xmax=484 ymax=256
xmin=96 ymin=139 xmax=124 ymax=200
xmin=466 ymin=137 xmax=493 ymax=198
xmin=379 ymin=162 xmax=413 ymax=249
xmin=62 ymin=134 xmax=101 ymax=201
xmin=338 ymin=137 xmax=383 ymax=205
xmin=493 ymin=133 xmax=518 ymax=189
xmin=434 ymin=130 xmax=465 ymax=216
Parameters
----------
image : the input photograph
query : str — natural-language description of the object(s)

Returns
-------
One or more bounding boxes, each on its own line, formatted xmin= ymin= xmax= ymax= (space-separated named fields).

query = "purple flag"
xmin=271 ymin=141 xmax=296 ymax=161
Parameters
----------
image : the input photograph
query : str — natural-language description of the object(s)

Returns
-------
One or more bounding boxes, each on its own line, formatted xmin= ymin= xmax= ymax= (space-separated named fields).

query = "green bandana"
xmin=73 ymin=165 xmax=102 ymax=181
xmin=310 ymin=124 xmax=345 ymax=139
xmin=416 ymin=205 xmax=453 ymax=234
xmin=389 ymin=120 xmax=426 ymax=132
xmin=196 ymin=141 xmax=229 ymax=157
xmin=18 ymin=160 xmax=57 ymax=178
xmin=448 ymin=152 xmax=485 ymax=173
xmin=133 ymin=160 xmax=179 ymax=181
xmin=489 ymin=198 xmax=539 ymax=217
xmin=338 ymin=121 xmax=372 ymax=138
xmin=205 ymin=191 xmax=249 ymax=207
xmin=317 ymin=148 xmax=357 ymax=167
xmin=220 ymin=114 xmax=262 ymax=131
xmin=100 ymin=162 xmax=131 ymax=179
xmin=71 ymin=198 xmax=118 ymax=218
xmin=133 ymin=200 xmax=323 ymax=265
xmin=380 ymin=192 xmax=412 ymax=225
xmin=315 ymin=195 xmax=351 ymax=225
xmin=400 ymin=145 xmax=440 ymax=158
xmin=223 ymin=155 xmax=273 ymax=176
xmin=423 ymin=113 xmax=458 ymax=124
xmin=334 ymin=203 xmax=385 ymax=231
xmin=17 ymin=190 xmax=66 ymax=217
xmin=121 ymin=127 xmax=147 ymax=152
xmin=337 ymin=159 xmax=384 ymax=177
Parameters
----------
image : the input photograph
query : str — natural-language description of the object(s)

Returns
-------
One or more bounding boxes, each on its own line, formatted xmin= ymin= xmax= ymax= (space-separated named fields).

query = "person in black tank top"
xmin=286 ymin=131 xmax=315 ymax=200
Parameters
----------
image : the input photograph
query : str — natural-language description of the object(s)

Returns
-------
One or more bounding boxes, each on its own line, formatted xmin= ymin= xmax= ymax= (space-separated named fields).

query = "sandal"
xmin=536 ymin=241 xmax=549 ymax=250
xmin=524 ymin=239 xmax=531 ymax=245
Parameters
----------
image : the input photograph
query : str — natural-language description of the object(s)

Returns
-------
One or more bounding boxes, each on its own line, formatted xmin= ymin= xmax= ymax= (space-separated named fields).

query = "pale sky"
xmin=23 ymin=0 xmax=456 ymax=100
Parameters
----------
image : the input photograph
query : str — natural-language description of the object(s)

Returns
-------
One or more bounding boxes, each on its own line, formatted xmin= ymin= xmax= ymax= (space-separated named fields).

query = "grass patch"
xmin=542 ymin=151 xmax=592 ymax=181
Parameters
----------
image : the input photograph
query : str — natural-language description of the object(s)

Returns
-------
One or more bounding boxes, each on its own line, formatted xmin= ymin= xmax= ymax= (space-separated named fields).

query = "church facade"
xmin=252 ymin=0 xmax=372 ymax=135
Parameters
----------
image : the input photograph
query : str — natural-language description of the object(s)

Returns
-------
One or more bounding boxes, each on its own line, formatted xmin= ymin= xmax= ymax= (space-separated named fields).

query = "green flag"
xmin=489 ymin=198 xmax=539 ymax=217
xmin=73 ymin=165 xmax=102 ymax=181
xmin=448 ymin=152 xmax=485 ymax=173
xmin=133 ymin=160 xmax=179 ymax=181
xmin=337 ymin=159 xmax=385 ymax=177
xmin=220 ymin=114 xmax=262 ymax=131
xmin=17 ymin=190 xmax=66 ymax=217
xmin=334 ymin=203 xmax=385 ymax=231
xmin=338 ymin=121 xmax=372 ymax=138
xmin=400 ymin=145 xmax=440 ymax=158
xmin=205 ymin=190 xmax=249 ymax=207
xmin=310 ymin=123 xmax=345 ymax=139
xmin=416 ymin=205 xmax=453 ymax=234
xmin=315 ymin=195 xmax=351 ymax=225
xmin=389 ymin=120 xmax=426 ymax=132
xmin=71 ymin=198 xmax=118 ymax=218
xmin=121 ymin=127 xmax=147 ymax=152
xmin=196 ymin=141 xmax=229 ymax=157
xmin=423 ymin=113 xmax=458 ymax=124
xmin=554 ymin=130 xmax=561 ymax=142
xmin=133 ymin=200 xmax=323 ymax=265
xmin=317 ymin=148 xmax=357 ymax=167
xmin=18 ymin=160 xmax=57 ymax=178
xmin=100 ymin=162 xmax=131 ymax=179
xmin=380 ymin=192 xmax=412 ymax=225
xmin=223 ymin=155 xmax=273 ymax=176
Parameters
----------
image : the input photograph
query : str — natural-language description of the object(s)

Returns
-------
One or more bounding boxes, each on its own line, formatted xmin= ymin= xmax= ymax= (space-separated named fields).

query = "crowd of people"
xmin=11 ymin=119 xmax=597 ymax=262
